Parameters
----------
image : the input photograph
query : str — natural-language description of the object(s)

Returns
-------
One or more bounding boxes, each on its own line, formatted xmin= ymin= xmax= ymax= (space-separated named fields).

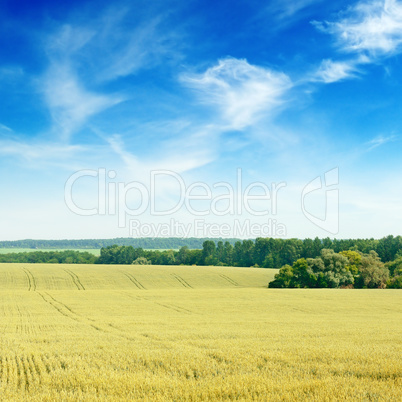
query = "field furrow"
xmin=220 ymin=273 xmax=239 ymax=286
xmin=64 ymin=269 xmax=85 ymax=290
xmin=26 ymin=269 xmax=37 ymax=291
xmin=171 ymin=273 xmax=193 ymax=288
xmin=124 ymin=273 xmax=146 ymax=289
xmin=37 ymin=292 xmax=80 ymax=322
xmin=22 ymin=269 xmax=32 ymax=291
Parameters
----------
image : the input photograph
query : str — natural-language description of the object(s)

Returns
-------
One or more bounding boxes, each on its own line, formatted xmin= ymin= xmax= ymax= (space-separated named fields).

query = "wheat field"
xmin=0 ymin=263 xmax=400 ymax=401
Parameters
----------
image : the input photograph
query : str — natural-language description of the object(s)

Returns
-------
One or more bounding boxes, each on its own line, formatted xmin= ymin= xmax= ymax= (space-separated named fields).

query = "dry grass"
xmin=0 ymin=263 xmax=400 ymax=400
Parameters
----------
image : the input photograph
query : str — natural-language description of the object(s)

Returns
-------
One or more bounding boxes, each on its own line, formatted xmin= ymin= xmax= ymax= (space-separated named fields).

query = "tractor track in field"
xmin=37 ymin=292 xmax=80 ymax=323
xmin=124 ymin=273 xmax=146 ymax=290
xmin=152 ymin=301 xmax=193 ymax=314
xmin=44 ymin=292 xmax=83 ymax=318
xmin=171 ymin=274 xmax=193 ymax=288
xmin=219 ymin=274 xmax=239 ymax=286
xmin=36 ymin=292 xmax=166 ymax=345
xmin=64 ymin=269 xmax=85 ymax=290
xmin=123 ymin=293 xmax=194 ymax=315
xmin=22 ymin=268 xmax=36 ymax=291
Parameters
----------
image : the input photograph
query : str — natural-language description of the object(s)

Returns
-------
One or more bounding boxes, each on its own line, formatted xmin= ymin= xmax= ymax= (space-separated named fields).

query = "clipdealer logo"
xmin=64 ymin=167 xmax=339 ymax=236
xmin=64 ymin=168 xmax=286 ymax=224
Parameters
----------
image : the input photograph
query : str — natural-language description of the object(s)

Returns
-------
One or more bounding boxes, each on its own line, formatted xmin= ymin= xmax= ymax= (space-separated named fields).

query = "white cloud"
xmin=313 ymin=59 xmax=359 ymax=83
xmin=312 ymin=1 xmax=402 ymax=84
xmin=269 ymin=0 xmax=324 ymax=20
xmin=366 ymin=133 xmax=397 ymax=150
xmin=42 ymin=64 xmax=122 ymax=140
xmin=48 ymin=10 xmax=180 ymax=83
xmin=46 ymin=24 xmax=96 ymax=58
xmin=106 ymin=126 xmax=217 ymax=177
xmin=180 ymin=58 xmax=292 ymax=130
xmin=314 ymin=0 xmax=402 ymax=58
xmin=0 ymin=138 xmax=84 ymax=162
xmin=0 ymin=123 xmax=13 ymax=132
xmin=37 ymin=9 xmax=180 ymax=140
xmin=0 ymin=66 xmax=24 ymax=80
xmin=99 ymin=17 xmax=179 ymax=81
xmin=106 ymin=134 xmax=142 ymax=173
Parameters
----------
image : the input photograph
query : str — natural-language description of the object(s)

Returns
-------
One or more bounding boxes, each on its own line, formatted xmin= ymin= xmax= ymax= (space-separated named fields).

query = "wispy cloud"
xmin=106 ymin=125 xmax=218 ymax=176
xmin=0 ymin=138 xmax=85 ymax=163
xmin=46 ymin=10 xmax=181 ymax=83
xmin=313 ymin=0 xmax=402 ymax=58
xmin=45 ymin=24 xmax=96 ymax=59
xmin=38 ymin=8 xmax=180 ymax=141
xmin=98 ymin=17 xmax=180 ymax=81
xmin=262 ymin=0 xmax=324 ymax=31
xmin=313 ymin=59 xmax=359 ymax=83
xmin=269 ymin=0 xmax=324 ymax=20
xmin=0 ymin=123 xmax=13 ymax=132
xmin=180 ymin=57 xmax=292 ymax=130
xmin=106 ymin=134 xmax=142 ymax=173
xmin=311 ymin=0 xmax=402 ymax=84
xmin=366 ymin=133 xmax=397 ymax=150
xmin=0 ymin=66 xmax=24 ymax=80
xmin=42 ymin=64 xmax=121 ymax=140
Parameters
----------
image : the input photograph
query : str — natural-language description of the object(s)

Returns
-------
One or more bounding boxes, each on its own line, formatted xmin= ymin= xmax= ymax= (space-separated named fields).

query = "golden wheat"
xmin=0 ymin=263 xmax=400 ymax=400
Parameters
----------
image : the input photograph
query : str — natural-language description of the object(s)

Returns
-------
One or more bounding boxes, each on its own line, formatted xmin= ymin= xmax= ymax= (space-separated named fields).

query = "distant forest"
xmin=0 ymin=237 xmax=239 ymax=250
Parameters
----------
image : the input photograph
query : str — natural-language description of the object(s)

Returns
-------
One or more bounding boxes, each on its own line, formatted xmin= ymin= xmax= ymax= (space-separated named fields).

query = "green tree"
xmin=240 ymin=240 xmax=255 ymax=267
xmin=302 ymin=238 xmax=315 ymax=258
xmin=307 ymin=249 xmax=353 ymax=288
xmin=133 ymin=257 xmax=151 ymax=265
xmin=281 ymin=239 xmax=302 ymax=265
xmin=385 ymin=257 xmax=402 ymax=277
xmin=223 ymin=241 xmax=233 ymax=266
xmin=292 ymin=258 xmax=317 ymax=288
xmin=268 ymin=264 xmax=294 ymax=288
xmin=339 ymin=250 xmax=362 ymax=276
xmin=313 ymin=237 xmax=323 ymax=256
xmin=161 ymin=250 xmax=176 ymax=265
xmin=356 ymin=251 xmax=389 ymax=288
xmin=254 ymin=238 xmax=270 ymax=266
xmin=177 ymin=246 xmax=190 ymax=265
xmin=202 ymin=240 xmax=216 ymax=265
xmin=216 ymin=241 xmax=225 ymax=264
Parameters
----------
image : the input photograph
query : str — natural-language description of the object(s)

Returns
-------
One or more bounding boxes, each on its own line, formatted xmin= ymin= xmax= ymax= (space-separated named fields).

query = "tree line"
xmin=0 ymin=250 xmax=97 ymax=264
xmin=0 ymin=237 xmax=239 ymax=250
xmin=96 ymin=235 xmax=402 ymax=266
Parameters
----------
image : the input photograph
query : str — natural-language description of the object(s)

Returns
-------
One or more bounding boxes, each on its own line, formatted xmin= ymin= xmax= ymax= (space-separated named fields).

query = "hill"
xmin=0 ymin=263 xmax=276 ymax=291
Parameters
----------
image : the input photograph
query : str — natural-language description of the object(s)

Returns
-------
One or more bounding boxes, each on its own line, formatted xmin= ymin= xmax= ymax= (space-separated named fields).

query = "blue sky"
xmin=0 ymin=0 xmax=402 ymax=240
